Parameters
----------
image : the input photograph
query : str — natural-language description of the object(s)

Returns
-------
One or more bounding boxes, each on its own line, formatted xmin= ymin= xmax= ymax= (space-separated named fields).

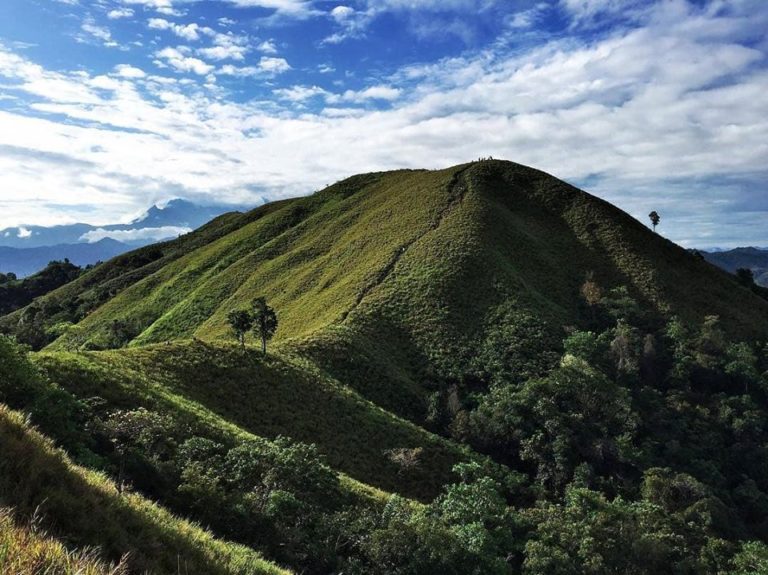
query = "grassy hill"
xmin=34 ymin=341 xmax=474 ymax=501
xmin=9 ymin=160 xmax=764 ymax=418
xmin=2 ymin=160 xmax=768 ymax=573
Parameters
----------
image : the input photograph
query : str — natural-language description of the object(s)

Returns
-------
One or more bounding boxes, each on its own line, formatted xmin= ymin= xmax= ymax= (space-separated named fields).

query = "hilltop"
xmin=2 ymin=160 xmax=768 ymax=574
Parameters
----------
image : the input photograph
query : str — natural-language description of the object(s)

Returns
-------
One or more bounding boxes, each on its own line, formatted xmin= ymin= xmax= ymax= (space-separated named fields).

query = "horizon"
xmin=0 ymin=0 xmax=767 ymax=248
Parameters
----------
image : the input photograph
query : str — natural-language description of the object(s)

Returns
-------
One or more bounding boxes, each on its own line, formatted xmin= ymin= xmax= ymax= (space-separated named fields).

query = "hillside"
xmin=700 ymin=247 xmax=768 ymax=287
xmin=7 ymin=160 xmax=766 ymax=412
xmin=2 ymin=160 xmax=768 ymax=573
xmin=0 ymin=405 xmax=288 ymax=575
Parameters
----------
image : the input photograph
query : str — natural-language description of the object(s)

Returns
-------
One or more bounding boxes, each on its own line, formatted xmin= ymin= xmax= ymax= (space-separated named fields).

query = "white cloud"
xmin=216 ymin=58 xmax=290 ymax=77
xmin=114 ymin=64 xmax=147 ymax=78
xmin=339 ymin=85 xmax=401 ymax=103
xmin=80 ymin=225 xmax=191 ymax=243
xmin=257 ymin=56 xmax=291 ymax=74
xmin=108 ymin=7 xmax=135 ymax=19
xmin=79 ymin=17 xmax=119 ymax=48
xmin=148 ymin=18 xmax=206 ymax=41
xmin=197 ymin=31 xmax=250 ymax=61
xmin=257 ymin=40 xmax=277 ymax=54
xmin=0 ymin=2 xmax=767 ymax=247
xmin=155 ymin=47 xmax=214 ymax=74
xmin=17 ymin=227 xmax=31 ymax=239
xmin=274 ymin=85 xmax=329 ymax=102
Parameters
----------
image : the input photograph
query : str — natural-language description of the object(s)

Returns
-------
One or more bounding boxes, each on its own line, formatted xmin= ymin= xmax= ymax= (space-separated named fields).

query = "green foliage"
xmin=0 ymin=259 xmax=81 ymax=317
xmin=472 ymin=359 xmax=637 ymax=495
xmin=227 ymin=308 xmax=252 ymax=347
xmin=524 ymin=484 xmax=720 ymax=575
xmin=252 ymin=297 xmax=278 ymax=354
xmin=729 ymin=541 xmax=768 ymax=574
xmin=0 ymin=405 xmax=287 ymax=575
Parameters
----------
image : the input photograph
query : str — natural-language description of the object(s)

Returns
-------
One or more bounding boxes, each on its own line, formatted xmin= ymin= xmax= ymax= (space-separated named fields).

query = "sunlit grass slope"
xmin=0 ymin=405 xmax=289 ymax=575
xmin=36 ymin=160 xmax=768 ymax=412
xmin=0 ymin=508 xmax=127 ymax=575
xmin=35 ymin=341 xmax=473 ymax=500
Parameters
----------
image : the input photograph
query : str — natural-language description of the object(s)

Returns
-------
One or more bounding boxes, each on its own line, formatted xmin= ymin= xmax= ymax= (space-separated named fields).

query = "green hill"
xmin=2 ymin=160 xmax=768 ymax=574
xmin=10 ymin=160 xmax=766 ymax=417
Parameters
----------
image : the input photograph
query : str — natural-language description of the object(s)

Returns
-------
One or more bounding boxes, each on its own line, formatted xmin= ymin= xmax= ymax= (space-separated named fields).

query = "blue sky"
xmin=0 ymin=0 xmax=766 ymax=248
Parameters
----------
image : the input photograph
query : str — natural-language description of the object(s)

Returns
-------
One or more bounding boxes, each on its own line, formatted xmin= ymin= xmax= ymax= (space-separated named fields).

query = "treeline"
xmin=0 ymin=259 xmax=83 ymax=316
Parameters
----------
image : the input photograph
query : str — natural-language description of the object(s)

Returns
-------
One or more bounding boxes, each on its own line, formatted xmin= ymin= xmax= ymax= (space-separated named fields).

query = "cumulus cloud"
xmin=257 ymin=40 xmax=278 ymax=54
xmin=0 ymin=1 xmax=767 ymax=247
xmin=114 ymin=64 xmax=147 ymax=78
xmin=148 ymin=18 xmax=205 ymax=41
xmin=80 ymin=225 xmax=192 ymax=243
xmin=155 ymin=46 xmax=214 ymax=74
xmin=108 ymin=7 xmax=135 ymax=19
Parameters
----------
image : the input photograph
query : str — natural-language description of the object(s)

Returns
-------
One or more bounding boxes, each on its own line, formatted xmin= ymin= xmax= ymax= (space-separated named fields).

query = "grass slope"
xmin=0 ymin=508 xmax=127 ymax=575
xmin=18 ymin=160 xmax=765 ymax=424
xmin=35 ymin=341 xmax=473 ymax=500
xmin=42 ymin=161 xmax=766 ymax=349
xmin=0 ymin=405 xmax=289 ymax=575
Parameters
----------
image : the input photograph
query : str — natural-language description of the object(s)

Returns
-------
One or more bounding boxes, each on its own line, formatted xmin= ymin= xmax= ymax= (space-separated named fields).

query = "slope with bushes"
xmin=0 ymin=405 xmax=288 ymax=575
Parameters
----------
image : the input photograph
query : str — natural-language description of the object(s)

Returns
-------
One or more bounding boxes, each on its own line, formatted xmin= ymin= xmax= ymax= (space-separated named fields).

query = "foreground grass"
xmin=0 ymin=405 xmax=289 ymax=575
xmin=0 ymin=508 xmax=128 ymax=575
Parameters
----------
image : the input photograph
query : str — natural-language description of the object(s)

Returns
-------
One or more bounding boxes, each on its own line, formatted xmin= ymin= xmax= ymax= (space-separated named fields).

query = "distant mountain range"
xmin=699 ymin=247 xmax=768 ymax=287
xmin=0 ymin=199 xmax=256 ymax=277
xmin=0 ymin=239 xmax=127 ymax=278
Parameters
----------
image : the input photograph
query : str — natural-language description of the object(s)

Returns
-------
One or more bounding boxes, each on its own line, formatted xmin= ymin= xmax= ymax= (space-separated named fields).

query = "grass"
xmin=36 ymin=160 xmax=766 ymax=376
xmin=0 ymin=508 xmax=128 ymax=575
xmin=0 ymin=405 xmax=290 ymax=575
xmin=35 ymin=340 xmax=474 ymax=501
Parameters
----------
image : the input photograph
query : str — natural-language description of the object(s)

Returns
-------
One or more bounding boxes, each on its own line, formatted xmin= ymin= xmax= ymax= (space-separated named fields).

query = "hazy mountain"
xmin=0 ymin=238 xmax=128 ymax=278
xmin=699 ymin=247 xmax=768 ymax=287
xmin=0 ymin=198 xmax=255 ymax=249
xmin=0 ymin=199 xmax=258 ymax=277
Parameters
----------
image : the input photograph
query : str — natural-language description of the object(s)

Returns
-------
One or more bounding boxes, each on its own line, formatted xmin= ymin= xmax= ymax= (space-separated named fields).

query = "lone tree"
xmin=252 ymin=297 xmax=277 ymax=355
xmin=648 ymin=211 xmax=660 ymax=232
xmin=227 ymin=309 xmax=253 ymax=348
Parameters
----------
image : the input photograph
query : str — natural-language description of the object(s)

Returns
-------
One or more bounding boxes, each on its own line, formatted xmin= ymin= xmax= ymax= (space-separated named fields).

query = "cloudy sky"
xmin=0 ymin=0 xmax=766 ymax=248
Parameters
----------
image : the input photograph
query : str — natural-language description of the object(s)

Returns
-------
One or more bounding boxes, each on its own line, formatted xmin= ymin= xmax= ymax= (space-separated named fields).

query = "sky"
xmin=0 ymin=0 xmax=766 ymax=248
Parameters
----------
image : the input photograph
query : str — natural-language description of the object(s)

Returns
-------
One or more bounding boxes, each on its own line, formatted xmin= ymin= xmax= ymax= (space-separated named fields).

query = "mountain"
xmin=0 ymin=199 xmax=257 ymax=278
xmin=2 ymin=160 xmax=768 ymax=574
xmin=0 ymin=238 xmax=128 ymax=278
xmin=11 ymin=161 xmax=765 ymax=354
xmin=0 ymin=198 xmax=254 ymax=249
xmin=699 ymin=247 xmax=768 ymax=287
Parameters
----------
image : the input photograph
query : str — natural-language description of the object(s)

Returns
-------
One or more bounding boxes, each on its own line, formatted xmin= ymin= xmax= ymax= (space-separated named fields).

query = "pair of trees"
xmin=227 ymin=297 xmax=277 ymax=354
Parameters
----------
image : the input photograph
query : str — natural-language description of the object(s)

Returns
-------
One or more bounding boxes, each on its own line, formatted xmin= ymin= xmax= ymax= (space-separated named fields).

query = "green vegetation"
xmin=2 ymin=160 xmax=768 ymax=573
xmin=227 ymin=297 xmax=278 ymax=353
xmin=649 ymin=210 xmax=660 ymax=232
xmin=0 ymin=259 xmax=83 ymax=350
xmin=0 ymin=508 xmax=128 ymax=575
